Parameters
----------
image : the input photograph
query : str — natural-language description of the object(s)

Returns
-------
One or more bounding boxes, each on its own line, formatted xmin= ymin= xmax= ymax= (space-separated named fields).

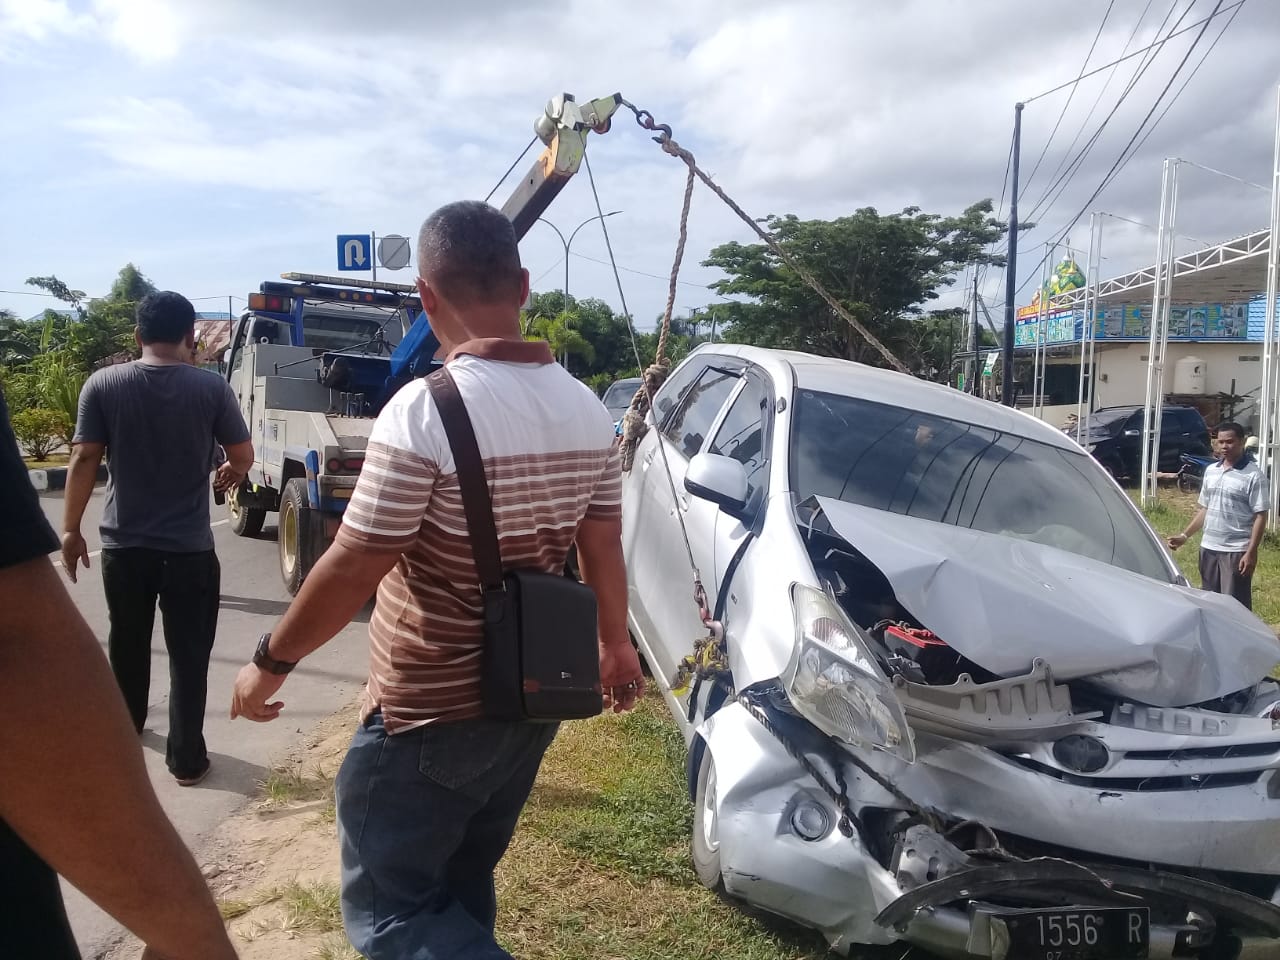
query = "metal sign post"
xmin=1140 ymin=159 xmax=1180 ymax=508
xmin=1261 ymin=87 xmax=1280 ymax=525
xmin=1074 ymin=214 xmax=1099 ymax=445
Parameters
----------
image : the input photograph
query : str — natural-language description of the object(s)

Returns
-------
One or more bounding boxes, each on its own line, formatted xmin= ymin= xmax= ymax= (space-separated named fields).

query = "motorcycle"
xmin=1176 ymin=451 xmax=1215 ymax=493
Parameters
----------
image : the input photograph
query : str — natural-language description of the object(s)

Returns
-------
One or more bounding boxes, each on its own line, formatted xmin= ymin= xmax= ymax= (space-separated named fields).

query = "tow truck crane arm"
xmin=388 ymin=92 xmax=621 ymax=379
xmin=501 ymin=93 xmax=622 ymax=241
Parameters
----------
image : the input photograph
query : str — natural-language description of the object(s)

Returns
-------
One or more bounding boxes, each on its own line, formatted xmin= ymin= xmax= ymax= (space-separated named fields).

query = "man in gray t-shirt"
xmin=61 ymin=291 xmax=253 ymax=785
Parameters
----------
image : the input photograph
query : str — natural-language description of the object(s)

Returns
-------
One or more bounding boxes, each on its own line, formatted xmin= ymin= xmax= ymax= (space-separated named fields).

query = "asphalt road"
xmin=37 ymin=486 xmax=370 ymax=958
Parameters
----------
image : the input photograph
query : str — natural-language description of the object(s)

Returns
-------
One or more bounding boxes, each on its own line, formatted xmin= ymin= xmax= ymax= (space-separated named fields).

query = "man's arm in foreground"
xmin=231 ymin=540 xmax=398 ymax=721
xmin=61 ymin=440 xmax=105 ymax=582
xmin=575 ymin=515 xmax=645 ymax=713
xmin=0 ymin=556 xmax=236 ymax=960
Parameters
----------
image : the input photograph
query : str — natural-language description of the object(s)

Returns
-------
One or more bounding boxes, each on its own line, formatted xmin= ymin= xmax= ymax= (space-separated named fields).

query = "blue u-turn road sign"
xmin=337 ymin=234 xmax=371 ymax=271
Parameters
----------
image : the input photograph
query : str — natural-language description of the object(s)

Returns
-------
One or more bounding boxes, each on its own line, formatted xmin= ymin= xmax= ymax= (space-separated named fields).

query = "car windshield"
xmin=790 ymin=390 xmax=1173 ymax=582
xmin=602 ymin=378 xmax=643 ymax=419
xmin=1080 ymin=408 xmax=1134 ymax=434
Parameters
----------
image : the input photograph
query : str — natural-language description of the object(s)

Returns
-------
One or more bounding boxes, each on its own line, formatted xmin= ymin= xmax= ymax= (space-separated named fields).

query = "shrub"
xmin=11 ymin=407 xmax=69 ymax=461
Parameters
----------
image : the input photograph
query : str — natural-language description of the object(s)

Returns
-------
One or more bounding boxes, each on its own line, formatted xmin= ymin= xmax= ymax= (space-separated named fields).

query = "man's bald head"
xmin=416 ymin=201 xmax=524 ymax=309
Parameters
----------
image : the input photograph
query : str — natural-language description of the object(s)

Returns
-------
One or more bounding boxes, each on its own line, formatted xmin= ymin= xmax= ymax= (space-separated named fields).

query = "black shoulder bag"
xmin=425 ymin=366 xmax=603 ymax=722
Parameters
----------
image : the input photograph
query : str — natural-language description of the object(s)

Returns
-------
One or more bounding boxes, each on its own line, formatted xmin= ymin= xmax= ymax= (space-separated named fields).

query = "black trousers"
xmin=101 ymin=547 xmax=220 ymax=778
xmin=0 ymin=817 xmax=79 ymax=960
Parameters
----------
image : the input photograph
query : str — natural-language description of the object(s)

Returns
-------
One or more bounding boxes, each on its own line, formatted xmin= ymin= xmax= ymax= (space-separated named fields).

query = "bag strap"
xmin=425 ymin=366 xmax=503 ymax=591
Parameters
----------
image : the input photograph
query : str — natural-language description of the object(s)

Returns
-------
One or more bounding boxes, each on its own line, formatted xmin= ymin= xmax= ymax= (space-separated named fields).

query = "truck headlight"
xmin=782 ymin=583 xmax=915 ymax=763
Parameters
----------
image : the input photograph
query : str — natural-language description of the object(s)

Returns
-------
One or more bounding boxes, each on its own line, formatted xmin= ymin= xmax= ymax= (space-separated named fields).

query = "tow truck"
xmin=224 ymin=92 xmax=623 ymax=592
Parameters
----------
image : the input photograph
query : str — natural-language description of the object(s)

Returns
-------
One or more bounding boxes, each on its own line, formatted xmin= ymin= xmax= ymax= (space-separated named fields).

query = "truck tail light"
xmin=325 ymin=457 xmax=365 ymax=473
xmin=248 ymin=293 xmax=293 ymax=312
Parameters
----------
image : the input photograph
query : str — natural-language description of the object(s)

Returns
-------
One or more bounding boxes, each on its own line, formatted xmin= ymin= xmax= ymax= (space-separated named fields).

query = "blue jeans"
xmin=335 ymin=711 xmax=558 ymax=959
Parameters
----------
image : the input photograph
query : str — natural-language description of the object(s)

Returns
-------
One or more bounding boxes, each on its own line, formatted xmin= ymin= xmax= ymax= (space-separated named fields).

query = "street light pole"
xmin=537 ymin=210 xmax=622 ymax=308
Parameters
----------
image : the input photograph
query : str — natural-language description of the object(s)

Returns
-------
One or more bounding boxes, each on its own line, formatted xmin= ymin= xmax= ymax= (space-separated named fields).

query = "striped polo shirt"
xmin=335 ymin=338 xmax=622 ymax=733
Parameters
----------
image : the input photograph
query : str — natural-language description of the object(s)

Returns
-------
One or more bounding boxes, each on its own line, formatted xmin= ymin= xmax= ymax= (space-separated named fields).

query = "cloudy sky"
xmin=1 ymin=0 xmax=1277 ymax=331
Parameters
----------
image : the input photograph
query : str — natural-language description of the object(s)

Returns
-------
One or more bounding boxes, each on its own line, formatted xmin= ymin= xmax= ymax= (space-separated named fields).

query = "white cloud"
xmin=92 ymin=0 xmax=182 ymax=61
xmin=5 ymin=0 xmax=1280 ymax=325
xmin=0 ymin=0 xmax=89 ymax=38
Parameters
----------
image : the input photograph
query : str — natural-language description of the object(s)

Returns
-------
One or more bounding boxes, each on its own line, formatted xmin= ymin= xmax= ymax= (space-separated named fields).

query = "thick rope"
xmin=619 ymin=162 xmax=696 ymax=473
xmin=622 ymin=102 xmax=909 ymax=375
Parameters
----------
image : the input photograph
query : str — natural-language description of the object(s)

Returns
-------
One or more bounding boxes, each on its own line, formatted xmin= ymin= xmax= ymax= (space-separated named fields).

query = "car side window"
xmin=652 ymin=357 xmax=710 ymax=427
xmin=662 ymin=365 xmax=741 ymax=459
xmin=708 ymin=377 xmax=770 ymax=502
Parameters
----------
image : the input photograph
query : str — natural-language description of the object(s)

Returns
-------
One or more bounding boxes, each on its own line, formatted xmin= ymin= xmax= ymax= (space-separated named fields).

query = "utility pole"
xmin=968 ymin=271 xmax=979 ymax=395
xmin=1002 ymin=102 xmax=1024 ymax=407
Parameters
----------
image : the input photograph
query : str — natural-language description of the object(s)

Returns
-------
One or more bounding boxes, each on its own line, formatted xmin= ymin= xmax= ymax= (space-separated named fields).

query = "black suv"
xmin=1072 ymin=405 xmax=1211 ymax=479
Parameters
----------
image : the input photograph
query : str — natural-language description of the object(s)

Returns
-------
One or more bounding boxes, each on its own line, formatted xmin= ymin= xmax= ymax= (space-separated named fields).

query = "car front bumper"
xmin=701 ymin=702 xmax=1280 ymax=958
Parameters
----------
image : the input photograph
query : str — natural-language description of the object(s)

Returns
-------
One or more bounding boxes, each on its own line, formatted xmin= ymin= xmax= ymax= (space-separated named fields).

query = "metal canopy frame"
xmin=1036 ymin=90 xmax=1280 ymax=514
xmin=1048 ymin=227 xmax=1269 ymax=311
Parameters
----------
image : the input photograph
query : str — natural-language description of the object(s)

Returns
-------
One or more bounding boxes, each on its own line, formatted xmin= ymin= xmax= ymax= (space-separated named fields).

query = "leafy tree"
xmin=108 ymin=262 xmax=157 ymax=304
xmin=11 ymin=408 xmax=68 ymax=461
xmin=25 ymin=276 xmax=86 ymax=320
xmin=703 ymin=200 xmax=1010 ymax=368
xmin=0 ymin=309 xmax=36 ymax=364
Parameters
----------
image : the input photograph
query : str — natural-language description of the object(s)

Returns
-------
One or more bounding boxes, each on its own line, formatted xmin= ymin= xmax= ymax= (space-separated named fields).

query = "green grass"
xmin=22 ymin=452 xmax=69 ymax=469
xmin=311 ymin=936 xmax=362 ymax=960
xmin=1135 ymin=486 xmax=1280 ymax=626
xmin=493 ymin=693 xmax=917 ymax=960
xmin=258 ymin=764 xmax=335 ymax=809
xmin=276 ymin=880 xmax=344 ymax=934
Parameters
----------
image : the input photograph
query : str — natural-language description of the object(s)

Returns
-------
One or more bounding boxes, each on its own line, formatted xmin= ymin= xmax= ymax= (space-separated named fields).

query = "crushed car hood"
xmin=813 ymin=497 xmax=1280 ymax=706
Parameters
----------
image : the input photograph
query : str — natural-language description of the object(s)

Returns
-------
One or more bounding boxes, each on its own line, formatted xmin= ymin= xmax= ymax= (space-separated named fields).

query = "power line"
xmin=1028 ymin=0 xmax=1158 ymax=223
xmin=992 ymin=0 xmax=1194 ymax=282
xmin=569 ymin=250 xmax=711 ymax=289
xmin=1022 ymin=0 xmax=1116 ymax=196
xmin=1125 ymin=0 xmax=1248 ymax=164
xmin=1022 ymin=0 xmax=1245 ymax=103
xmin=1048 ymin=0 xmax=1230 ymax=259
xmin=1022 ymin=0 xmax=1195 ymax=229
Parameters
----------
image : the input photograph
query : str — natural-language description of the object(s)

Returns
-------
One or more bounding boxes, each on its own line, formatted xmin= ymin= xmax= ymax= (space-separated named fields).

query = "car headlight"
xmin=782 ymin=583 xmax=916 ymax=763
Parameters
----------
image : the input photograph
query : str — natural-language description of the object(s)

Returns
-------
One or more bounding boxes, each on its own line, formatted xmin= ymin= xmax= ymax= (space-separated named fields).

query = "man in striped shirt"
xmin=231 ymin=200 xmax=644 ymax=959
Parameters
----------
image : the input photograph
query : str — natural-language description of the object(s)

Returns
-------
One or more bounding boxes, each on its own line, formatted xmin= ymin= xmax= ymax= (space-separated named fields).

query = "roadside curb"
xmin=29 ymin=464 xmax=109 ymax=492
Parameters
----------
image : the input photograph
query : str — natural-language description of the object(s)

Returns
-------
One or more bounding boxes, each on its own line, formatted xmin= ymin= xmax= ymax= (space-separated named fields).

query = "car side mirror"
xmin=685 ymin=453 xmax=749 ymax=515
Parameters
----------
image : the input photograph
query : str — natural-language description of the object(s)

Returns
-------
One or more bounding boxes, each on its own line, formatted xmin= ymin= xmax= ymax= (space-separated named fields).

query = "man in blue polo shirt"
xmin=1168 ymin=420 xmax=1269 ymax=610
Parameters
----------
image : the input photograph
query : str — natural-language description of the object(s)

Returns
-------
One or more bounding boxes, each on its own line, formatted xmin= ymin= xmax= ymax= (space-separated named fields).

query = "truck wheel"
xmin=279 ymin=478 xmax=321 ymax=595
xmin=227 ymin=485 xmax=265 ymax=537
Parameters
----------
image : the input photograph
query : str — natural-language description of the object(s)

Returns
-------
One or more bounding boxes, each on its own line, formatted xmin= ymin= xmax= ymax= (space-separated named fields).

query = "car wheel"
xmin=279 ymin=478 xmax=321 ymax=595
xmin=691 ymin=744 xmax=724 ymax=890
xmin=227 ymin=484 xmax=266 ymax=537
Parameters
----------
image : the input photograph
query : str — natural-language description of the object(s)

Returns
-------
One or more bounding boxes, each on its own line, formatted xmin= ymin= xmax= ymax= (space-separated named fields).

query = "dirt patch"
xmin=108 ymin=693 xmax=843 ymax=960
xmin=108 ymin=704 xmax=360 ymax=960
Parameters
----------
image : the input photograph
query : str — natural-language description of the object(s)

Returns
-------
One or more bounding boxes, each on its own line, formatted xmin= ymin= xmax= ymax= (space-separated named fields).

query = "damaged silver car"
xmin=620 ymin=343 xmax=1280 ymax=960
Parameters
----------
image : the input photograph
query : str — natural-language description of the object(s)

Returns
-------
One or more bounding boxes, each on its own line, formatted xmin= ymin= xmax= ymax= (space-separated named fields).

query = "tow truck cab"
xmin=223 ymin=273 xmax=440 ymax=593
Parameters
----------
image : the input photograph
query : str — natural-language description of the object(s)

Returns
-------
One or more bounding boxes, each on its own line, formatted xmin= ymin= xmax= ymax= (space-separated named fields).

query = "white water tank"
xmin=1173 ymin=355 xmax=1206 ymax=395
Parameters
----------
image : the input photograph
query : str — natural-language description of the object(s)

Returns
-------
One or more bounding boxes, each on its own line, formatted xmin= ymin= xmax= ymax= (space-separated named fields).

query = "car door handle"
xmin=642 ymin=448 xmax=657 ymax=470
xmin=676 ymin=493 xmax=690 ymax=511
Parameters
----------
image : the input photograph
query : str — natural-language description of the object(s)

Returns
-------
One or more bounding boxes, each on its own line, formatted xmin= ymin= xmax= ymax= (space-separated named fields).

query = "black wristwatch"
xmin=253 ymin=633 xmax=297 ymax=675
